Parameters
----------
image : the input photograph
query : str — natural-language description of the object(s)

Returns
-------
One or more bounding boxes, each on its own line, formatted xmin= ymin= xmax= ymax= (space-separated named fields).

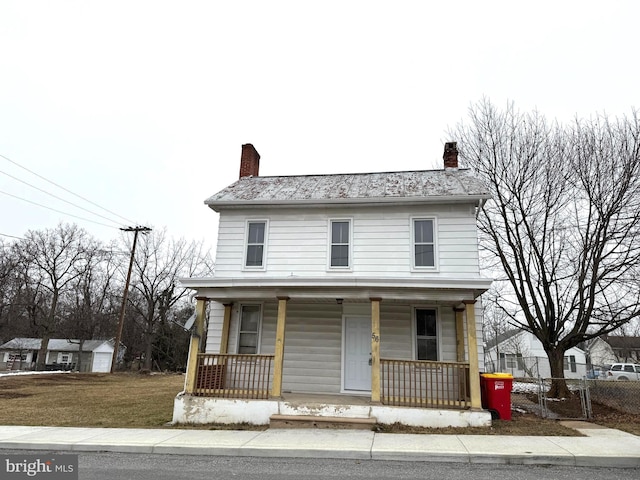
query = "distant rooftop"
xmin=0 ymin=338 xmax=111 ymax=352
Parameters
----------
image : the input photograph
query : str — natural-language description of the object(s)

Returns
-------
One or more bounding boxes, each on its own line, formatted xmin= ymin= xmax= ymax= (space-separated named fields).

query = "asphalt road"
xmin=4 ymin=451 xmax=637 ymax=480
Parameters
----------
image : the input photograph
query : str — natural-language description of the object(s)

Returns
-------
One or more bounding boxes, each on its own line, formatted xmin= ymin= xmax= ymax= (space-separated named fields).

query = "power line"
xmin=0 ymin=189 xmax=120 ymax=229
xmin=0 ymin=169 xmax=123 ymax=227
xmin=0 ymin=152 xmax=136 ymax=225
xmin=0 ymin=232 xmax=23 ymax=240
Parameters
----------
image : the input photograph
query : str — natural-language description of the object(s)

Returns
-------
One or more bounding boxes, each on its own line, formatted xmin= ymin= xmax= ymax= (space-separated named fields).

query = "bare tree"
xmin=450 ymin=99 xmax=640 ymax=396
xmin=123 ymin=229 xmax=213 ymax=370
xmin=60 ymin=245 xmax=120 ymax=371
xmin=0 ymin=240 xmax=21 ymax=340
xmin=16 ymin=223 xmax=97 ymax=370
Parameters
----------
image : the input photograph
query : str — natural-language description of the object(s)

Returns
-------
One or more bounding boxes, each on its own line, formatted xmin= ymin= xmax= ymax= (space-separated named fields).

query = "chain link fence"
xmin=587 ymin=379 xmax=640 ymax=415
xmin=511 ymin=377 xmax=590 ymax=419
xmin=510 ymin=376 xmax=640 ymax=419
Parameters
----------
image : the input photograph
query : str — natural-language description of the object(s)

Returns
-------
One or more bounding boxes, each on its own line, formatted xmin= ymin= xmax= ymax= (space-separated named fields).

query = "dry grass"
xmin=0 ymin=373 xmax=636 ymax=435
xmin=375 ymin=410 xmax=583 ymax=436
xmin=536 ymin=391 xmax=640 ymax=436
xmin=0 ymin=372 xmax=184 ymax=428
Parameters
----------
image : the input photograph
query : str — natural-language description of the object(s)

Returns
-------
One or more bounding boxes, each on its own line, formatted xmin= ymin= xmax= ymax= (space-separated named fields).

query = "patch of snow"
xmin=0 ymin=370 xmax=70 ymax=378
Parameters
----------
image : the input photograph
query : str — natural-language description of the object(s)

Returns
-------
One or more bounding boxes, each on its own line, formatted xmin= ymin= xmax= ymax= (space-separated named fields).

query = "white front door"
xmin=344 ymin=316 xmax=371 ymax=391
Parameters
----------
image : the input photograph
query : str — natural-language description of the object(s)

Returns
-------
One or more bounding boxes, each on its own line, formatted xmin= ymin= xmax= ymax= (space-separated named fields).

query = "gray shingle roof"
xmin=484 ymin=329 xmax=522 ymax=350
xmin=603 ymin=335 xmax=640 ymax=349
xmin=205 ymin=169 xmax=490 ymax=210
xmin=0 ymin=338 xmax=111 ymax=352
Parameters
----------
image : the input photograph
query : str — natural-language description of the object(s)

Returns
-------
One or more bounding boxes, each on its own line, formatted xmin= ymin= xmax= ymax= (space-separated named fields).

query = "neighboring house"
xmin=173 ymin=142 xmax=493 ymax=428
xmin=0 ymin=338 xmax=120 ymax=373
xmin=587 ymin=335 xmax=640 ymax=367
xmin=484 ymin=329 xmax=587 ymax=379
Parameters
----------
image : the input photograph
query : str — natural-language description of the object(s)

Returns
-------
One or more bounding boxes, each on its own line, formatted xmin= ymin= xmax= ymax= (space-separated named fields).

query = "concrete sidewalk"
xmin=0 ymin=422 xmax=638 ymax=468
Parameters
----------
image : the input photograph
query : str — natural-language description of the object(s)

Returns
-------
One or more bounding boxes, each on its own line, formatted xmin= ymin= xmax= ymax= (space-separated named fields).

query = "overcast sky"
xmin=1 ymin=1 xmax=638 ymax=250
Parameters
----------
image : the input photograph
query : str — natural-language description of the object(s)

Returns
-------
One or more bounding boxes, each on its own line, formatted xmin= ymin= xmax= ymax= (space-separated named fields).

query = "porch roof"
xmin=179 ymin=276 xmax=492 ymax=303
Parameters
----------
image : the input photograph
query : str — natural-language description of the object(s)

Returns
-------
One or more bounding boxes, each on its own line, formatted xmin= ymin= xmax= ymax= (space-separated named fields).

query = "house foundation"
xmin=172 ymin=393 xmax=491 ymax=428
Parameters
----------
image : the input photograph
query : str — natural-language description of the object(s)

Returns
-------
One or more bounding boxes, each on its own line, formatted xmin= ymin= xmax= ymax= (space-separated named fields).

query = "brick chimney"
xmin=443 ymin=142 xmax=458 ymax=169
xmin=239 ymin=143 xmax=260 ymax=178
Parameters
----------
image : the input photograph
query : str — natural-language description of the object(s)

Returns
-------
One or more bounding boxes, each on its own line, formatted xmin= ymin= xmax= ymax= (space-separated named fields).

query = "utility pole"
xmin=111 ymin=226 xmax=151 ymax=373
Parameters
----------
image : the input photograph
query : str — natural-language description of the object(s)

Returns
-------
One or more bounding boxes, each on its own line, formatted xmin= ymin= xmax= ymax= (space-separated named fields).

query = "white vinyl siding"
xmin=214 ymin=204 xmax=480 ymax=277
xmin=255 ymin=302 xmax=343 ymax=394
xmin=204 ymin=302 xmax=224 ymax=354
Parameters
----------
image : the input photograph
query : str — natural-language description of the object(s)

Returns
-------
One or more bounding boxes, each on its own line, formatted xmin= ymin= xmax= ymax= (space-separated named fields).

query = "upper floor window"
xmin=415 ymin=308 xmax=438 ymax=361
xmin=238 ymin=304 xmax=261 ymax=354
xmin=413 ymin=218 xmax=436 ymax=268
xmin=245 ymin=220 xmax=267 ymax=268
xmin=329 ymin=219 xmax=351 ymax=268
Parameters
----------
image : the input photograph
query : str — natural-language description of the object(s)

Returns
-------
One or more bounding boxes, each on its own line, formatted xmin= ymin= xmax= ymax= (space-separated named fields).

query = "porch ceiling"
xmin=180 ymin=276 xmax=492 ymax=303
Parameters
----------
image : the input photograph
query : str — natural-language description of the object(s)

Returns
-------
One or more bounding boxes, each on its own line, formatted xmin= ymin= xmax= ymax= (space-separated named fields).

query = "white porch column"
xmin=370 ymin=297 xmax=381 ymax=403
xmin=464 ymin=300 xmax=482 ymax=409
xmin=184 ymin=297 xmax=207 ymax=394
xmin=272 ymin=296 xmax=289 ymax=398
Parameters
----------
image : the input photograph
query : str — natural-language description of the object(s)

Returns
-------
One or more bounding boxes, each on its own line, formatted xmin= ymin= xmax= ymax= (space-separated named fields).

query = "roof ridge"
xmin=241 ymin=168 xmax=472 ymax=179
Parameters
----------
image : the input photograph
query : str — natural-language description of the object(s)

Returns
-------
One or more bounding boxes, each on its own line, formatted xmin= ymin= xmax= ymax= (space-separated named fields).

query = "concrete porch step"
xmin=269 ymin=414 xmax=377 ymax=430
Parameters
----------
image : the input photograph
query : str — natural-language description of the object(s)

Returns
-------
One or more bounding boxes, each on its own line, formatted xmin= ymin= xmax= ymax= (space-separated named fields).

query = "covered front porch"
xmin=173 ymin=277 xmax=492 ymax=428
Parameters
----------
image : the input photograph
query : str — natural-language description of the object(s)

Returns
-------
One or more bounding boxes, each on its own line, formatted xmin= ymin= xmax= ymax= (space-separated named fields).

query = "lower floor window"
xmin=501 ymin=353 xmax=524 ymax=370
xmin=415 ymin=308 xmax=438 ymax=361
xmin=238 ymin=304 xmax=261 ymax=354
xmin=563 ymin=355 xmax=577 ymax=372
xmin=6 ymin=353 xmax=28 ymax=362
xmin=58 ymin=353 xmax=72 ymax=364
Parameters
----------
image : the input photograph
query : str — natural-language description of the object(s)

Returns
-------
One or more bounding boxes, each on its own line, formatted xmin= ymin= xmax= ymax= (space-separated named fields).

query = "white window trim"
xmin=236 ymin=303 xmax=263 ymax=354
xmin=243 ymin=219 xmax=269 ymax=271
xmin=411 ymin=306 xmax=441 ymax=361
xmin=57 ymin=352 xmax=72 ymax=364
xmin=7 ymin=352 xmax=28 ymax=362
xmin=327 ymin=218 xmax=353 ymax=271
xmin=410 ymin=216 xmax=439 ymax=271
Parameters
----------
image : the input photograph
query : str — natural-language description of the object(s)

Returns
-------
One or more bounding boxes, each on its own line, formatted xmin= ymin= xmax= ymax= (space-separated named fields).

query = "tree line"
xmin=0 ymin=223 xmax=214 ymax=371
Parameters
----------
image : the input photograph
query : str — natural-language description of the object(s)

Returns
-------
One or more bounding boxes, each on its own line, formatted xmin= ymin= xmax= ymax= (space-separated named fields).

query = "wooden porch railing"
xmin=194 ymin=354 xmax=274 ymax=399
xmin=381 ymin=359 xmax=470 ymax=409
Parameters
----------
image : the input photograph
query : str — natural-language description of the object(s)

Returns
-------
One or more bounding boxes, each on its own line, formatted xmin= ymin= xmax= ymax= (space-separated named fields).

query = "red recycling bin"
xmin=480 ymin=373 xmax=513 ymax=420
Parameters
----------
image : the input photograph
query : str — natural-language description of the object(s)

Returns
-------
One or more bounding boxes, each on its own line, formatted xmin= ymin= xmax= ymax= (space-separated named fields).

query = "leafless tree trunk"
xmin=450 ymin=99 xmax=640 ymax=397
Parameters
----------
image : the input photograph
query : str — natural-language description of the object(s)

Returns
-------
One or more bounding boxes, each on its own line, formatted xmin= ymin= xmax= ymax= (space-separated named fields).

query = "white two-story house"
xmin=173 ymin=142 xmax=493 ymax=428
